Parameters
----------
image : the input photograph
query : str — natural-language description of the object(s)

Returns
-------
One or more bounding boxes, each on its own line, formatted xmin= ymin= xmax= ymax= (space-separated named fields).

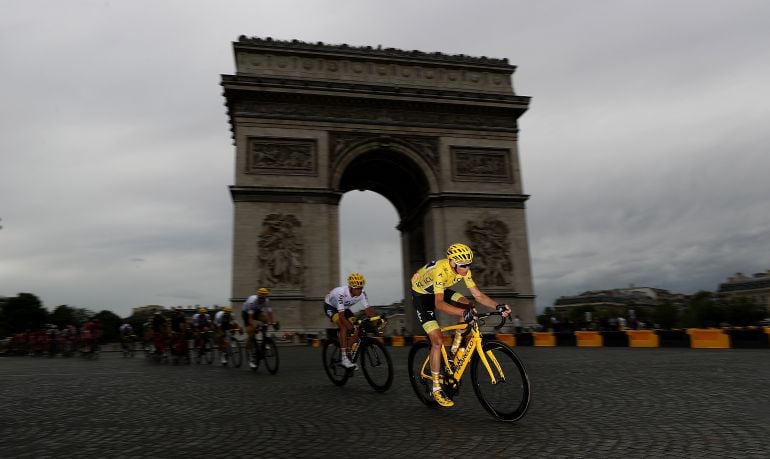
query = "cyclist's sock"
xmin=431 ymin=371 xmax=441 ymax=392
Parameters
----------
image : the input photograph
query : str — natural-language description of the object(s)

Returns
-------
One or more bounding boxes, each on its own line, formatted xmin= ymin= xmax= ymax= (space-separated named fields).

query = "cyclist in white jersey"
xmin=322 ymin=273 xmax=376 ymax=369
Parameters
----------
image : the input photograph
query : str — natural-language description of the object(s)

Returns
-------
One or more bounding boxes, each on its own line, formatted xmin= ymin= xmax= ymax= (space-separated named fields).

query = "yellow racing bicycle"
xmin=407 ymin=309 xmax=531 ymax=421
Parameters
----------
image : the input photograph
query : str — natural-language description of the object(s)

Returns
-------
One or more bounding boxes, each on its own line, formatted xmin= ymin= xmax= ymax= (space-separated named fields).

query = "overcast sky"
xmin=2 ymin=0 xmax=769 ymax=319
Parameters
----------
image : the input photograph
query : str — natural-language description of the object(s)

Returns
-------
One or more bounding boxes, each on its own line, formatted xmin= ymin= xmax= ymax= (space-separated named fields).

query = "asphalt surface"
xmin=1 ymin=346 xmax=769 ymax=458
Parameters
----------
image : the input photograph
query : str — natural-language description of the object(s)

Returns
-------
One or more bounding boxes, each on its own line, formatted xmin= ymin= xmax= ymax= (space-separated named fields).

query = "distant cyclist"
xmin=411 ymin=243 xmax=511 ymax=407
xmin=214 ymin=306 xmax=240 ymax=364
xmin=242 ymin=287 xmax=277 ymax=369
xmin=323 ymin=273 xmax=377 ymax=370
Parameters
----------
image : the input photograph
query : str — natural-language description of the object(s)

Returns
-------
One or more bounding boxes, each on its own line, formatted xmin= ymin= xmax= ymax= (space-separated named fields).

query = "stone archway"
xmin=222 ymin=36 xmax=536 ymax=334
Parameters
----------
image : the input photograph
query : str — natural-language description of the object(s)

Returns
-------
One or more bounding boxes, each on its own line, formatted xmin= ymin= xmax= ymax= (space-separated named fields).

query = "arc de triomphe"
xmin=221 ymin=36 xmax=535 ymax=333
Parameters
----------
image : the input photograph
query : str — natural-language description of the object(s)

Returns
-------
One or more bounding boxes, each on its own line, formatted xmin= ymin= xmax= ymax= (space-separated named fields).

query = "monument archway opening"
xmin=222 ymin=36 xmax=536 ymax=334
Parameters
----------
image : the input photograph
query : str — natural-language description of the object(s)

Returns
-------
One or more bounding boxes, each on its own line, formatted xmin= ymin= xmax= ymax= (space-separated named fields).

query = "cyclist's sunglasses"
xmin=456 ymin=262 xmax=472 ymax=268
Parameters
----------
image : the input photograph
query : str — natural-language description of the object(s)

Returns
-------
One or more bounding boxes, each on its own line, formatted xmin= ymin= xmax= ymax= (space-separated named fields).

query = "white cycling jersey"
xmin=324 ymin=286 xmax=370 ymax=313
xmin=192 ymin=313 xmax=212 ymax=327
xmin=243 ymin=295 xmax=272 ymax=314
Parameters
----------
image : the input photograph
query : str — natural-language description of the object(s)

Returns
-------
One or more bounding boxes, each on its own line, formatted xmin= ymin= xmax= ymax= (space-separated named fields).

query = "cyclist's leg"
xmin=415 ymin=292 xmax=453 ymax=407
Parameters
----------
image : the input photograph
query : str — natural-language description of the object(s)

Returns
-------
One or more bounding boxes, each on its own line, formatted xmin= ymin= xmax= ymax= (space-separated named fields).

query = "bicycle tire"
xmin=470 ymin=340 xmax=531 ymax=422
xmin=261 ymin=338 xmax=279 ymax=374
xmin=407 ymin=341 xmax=438 ymax=408
xmin=230 ymin=339 xmax=243 ymax=368
xmin=322 ymin=339 xmax=351 ymax=386
xmin=360 ymin=340 xmax=393 ymax=392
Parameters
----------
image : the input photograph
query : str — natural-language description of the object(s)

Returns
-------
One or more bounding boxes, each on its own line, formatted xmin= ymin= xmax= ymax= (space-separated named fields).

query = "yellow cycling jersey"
xmin=411 ymin=258 xmax=476 ymax=294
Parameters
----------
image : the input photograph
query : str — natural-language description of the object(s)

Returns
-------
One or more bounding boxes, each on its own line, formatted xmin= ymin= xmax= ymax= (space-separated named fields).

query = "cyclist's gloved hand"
xmin=463 ymin=308 xmax=476 ymax=323
xmin=496 ymin=304 xmax=511 ymax=316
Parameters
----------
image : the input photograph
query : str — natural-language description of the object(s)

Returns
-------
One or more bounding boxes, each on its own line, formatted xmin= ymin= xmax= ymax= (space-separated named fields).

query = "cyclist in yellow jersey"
xmin=411 ymin=243 xmax=511 ymax=407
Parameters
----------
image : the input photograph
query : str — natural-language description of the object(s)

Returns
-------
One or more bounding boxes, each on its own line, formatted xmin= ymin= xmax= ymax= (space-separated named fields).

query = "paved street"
xmin=1 ymin=346 xmax=769 ymax=458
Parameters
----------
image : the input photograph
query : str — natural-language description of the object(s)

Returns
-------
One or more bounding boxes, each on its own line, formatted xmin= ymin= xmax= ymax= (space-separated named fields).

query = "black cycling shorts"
xmin=323 ymin=303 xmax=353 ymax=323
xmin=412 ymin=289 xmax=466 ymax=332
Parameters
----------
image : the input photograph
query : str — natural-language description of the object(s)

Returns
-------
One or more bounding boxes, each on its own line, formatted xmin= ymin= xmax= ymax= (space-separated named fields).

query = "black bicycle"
xmin=248 ymin=323 xmax=279 ymax=374
xmin=322 ymin=315 xmax=393 ymax=392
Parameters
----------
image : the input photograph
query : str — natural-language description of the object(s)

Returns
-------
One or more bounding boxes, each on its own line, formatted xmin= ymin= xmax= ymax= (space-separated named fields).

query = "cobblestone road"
xmin=1 ymin=346 xmax=769 ymax=458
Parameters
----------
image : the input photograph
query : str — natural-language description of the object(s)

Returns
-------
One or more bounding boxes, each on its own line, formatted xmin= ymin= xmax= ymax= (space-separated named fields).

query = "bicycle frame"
xmin=423 ymin=317 xmax=504 ymax=385
xmin=347 ymin=315 xmax=384 ymax=363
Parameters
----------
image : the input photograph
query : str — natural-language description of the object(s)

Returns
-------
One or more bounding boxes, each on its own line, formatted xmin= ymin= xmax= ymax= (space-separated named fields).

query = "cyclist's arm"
xmin=468 ymin=286 xmax=510 ymax=314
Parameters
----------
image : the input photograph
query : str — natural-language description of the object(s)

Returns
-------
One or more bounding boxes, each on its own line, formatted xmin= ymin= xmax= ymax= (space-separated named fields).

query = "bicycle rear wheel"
xmin=407 ymin=341 xmax=438 ymax=407
xmin=470 ymin=340 xmax=530 ymax=422
xmin=322 ymin=339 xmax=351 ymax=386
xmin=261 ymin=338 xmax=279 ymax=374
xmin=360 ymin=340 xmax=393 ymax=392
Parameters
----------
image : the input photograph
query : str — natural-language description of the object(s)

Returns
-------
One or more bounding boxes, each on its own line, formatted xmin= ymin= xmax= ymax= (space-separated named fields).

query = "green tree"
xmin=0 ymin=293 xmax=48 ymax=334
xmin=720 ymin=297 xmax=767 ymax=326
xmin=653 ymin=300 xmax=680 ymax=329
xmin=683 ymin=291 xmax=723 ymax=328
xmin=49 ymin=305 xmax=77 ymax=328
xmin=92 ymin=310 xmax=122 ymax=342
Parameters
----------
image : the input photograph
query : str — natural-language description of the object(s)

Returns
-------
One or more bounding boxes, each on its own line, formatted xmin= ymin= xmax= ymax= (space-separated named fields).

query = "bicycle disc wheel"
xmin=360 ymin=340 xmax=393 ymax=392
xmin=322 ymin=339 xmax=351 ymax=386
xmin=261 ymin=338 xmax=279 ymax=375
xmin=470 ymin=340 xmax=530 ymax=422
xmin=230 ymin=340 xmax=243 ymax=368
xmin=407 ymin=341 xmax=438 ymax=407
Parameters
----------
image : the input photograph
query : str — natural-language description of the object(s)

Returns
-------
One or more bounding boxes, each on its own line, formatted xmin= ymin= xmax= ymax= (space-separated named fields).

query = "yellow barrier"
xmin=413 ymin=336 xmax=428 ymax=343
xmin=442 ymin=335 xmax=453 ymax=346
xmin=687 ymin=328 xmax=730 ymax=349
xmin=626 ymin=330 xmax=660 ymax=348
xmin=495 ymin=334 xmax=516 ymax=346
xmin=574 ymin=331 xmax=603 ymax=347
xmin=390 ymin=336 xmax=405 ymax=347
xmin=533 ymin=332 xmax=556 ymax=347
xmin=311 ymin=339 xmax=321 ymax=348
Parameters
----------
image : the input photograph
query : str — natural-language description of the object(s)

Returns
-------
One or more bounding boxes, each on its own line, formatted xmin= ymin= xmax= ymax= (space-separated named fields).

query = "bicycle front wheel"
xmin=261 ymin=338 xmax=279 ymax=374
xmin=360 ymin=340 xmax=393 ymax=392
xmin=322 ymin=339 xmax=351 ymax=386
xmin=229 ymin=339 xmax=243 ymax=368
xmin=407 ymin=341 xmax=438 ymax=408
xmin=470 ymin=340 xmax=530 ymax=422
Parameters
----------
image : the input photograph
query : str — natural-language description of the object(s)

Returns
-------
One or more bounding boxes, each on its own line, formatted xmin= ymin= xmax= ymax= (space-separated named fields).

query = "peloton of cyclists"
xmin=323 ymin=273 xmax=377 ymax=370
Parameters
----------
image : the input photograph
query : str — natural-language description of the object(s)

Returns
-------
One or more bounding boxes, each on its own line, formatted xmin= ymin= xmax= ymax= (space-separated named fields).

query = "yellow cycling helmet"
xmin=198 ymin=307 xmax=208 ymax=314
xmin=447 ymin=243 xmax=473 ymax=265
xmin=223 ymin=306 xmax=233 ymax=313
xmin=257 ymin=287 xmax=270 ymax=297
xmin=347 ymin=272 xmax=366 ymax=288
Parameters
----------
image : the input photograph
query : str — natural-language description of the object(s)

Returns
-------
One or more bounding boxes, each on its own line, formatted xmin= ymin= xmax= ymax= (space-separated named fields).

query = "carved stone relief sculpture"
xmin=465 ymin=217 xmax=513 ymax=287
xmin=246 ymin=137 xmax=317 ymax=176
xmin=451 ymin=147 xmax=512 ymax=182
xmin=257 ymin=214 xmax=305 ymax=288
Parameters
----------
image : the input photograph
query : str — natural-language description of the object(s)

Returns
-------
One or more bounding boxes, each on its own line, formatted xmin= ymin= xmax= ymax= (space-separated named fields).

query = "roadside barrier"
xmin=687 ymin=329 xmax=730 ymax=349
xmin=725 ymin=328 xmax=769 ymax=349
xmin=316 ymin=328 xmax=770 ymax=349
xmin=575 ymin=331 xmax=603 ymax=347
xmin=626 ymin=330 xmax=659 ymax=348
xmin=532 ymin=332 xmax=556 ymax=347
xmin=390 ymin=336 xmax=405 ymax=347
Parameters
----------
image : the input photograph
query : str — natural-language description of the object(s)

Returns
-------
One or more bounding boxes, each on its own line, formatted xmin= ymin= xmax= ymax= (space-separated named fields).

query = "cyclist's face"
xmin=453 ymin=261 xmax=471 ymax=273
xmin=349 ymin=286 xmax=363 ymax=296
